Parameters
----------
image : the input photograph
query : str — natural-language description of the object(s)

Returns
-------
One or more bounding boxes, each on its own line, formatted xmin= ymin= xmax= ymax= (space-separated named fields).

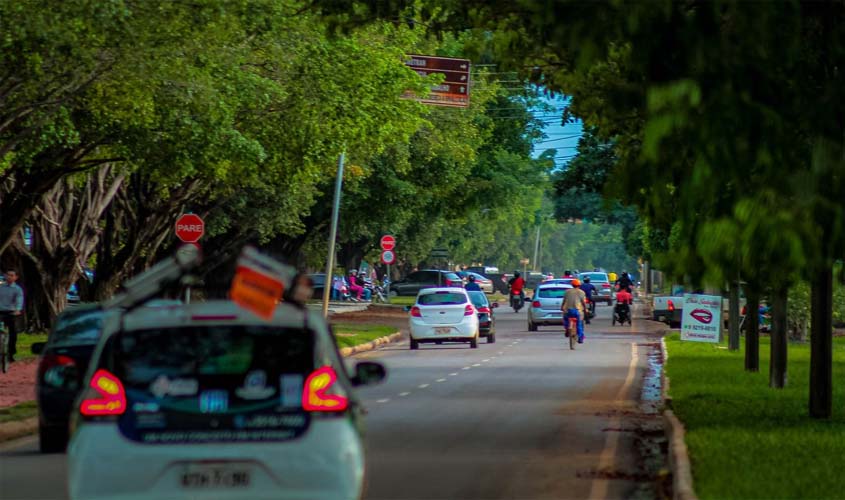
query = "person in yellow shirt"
xmin=561 ymin=279 xmax=587 ymax=343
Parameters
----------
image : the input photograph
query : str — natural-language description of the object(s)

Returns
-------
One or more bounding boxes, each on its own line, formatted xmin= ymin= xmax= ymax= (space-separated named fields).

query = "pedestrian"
xmin=0 ymin=270 xmax=24 ymax=362
xmin=348 ymin=270 xmax=365 ymax=302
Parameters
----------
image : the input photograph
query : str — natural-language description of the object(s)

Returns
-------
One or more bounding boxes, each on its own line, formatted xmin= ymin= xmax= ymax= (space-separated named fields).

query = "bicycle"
xmin=565 ymin=315 xmax=577 ymax=350
xmin=0 ymin=323 xmax=7 ymax=373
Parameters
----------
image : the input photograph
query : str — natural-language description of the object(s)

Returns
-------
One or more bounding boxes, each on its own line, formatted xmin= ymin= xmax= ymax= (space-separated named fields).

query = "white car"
xmin=409 ymin=288 xmax=480 ymax=349
xmin=67 ymin=300 xmax=385 ymax=500
xmin=527 ymin=283 xmax=573 ymax=331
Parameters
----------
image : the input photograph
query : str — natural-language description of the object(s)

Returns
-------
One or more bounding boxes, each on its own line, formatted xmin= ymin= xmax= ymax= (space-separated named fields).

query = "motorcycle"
xmin=612 ymin=302 xmax=632 ymax=326
xmin=510 ymin=292 xmax=524 ymax=313
xmin=368 ymin=278 xmax=389 ymax=304
xmin=586 ymin=298 xmax=596 ymax=322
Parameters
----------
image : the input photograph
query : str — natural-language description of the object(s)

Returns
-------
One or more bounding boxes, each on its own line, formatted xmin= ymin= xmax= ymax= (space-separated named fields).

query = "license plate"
xmin=181 ymin=466 xmax=251 ymax=489
xmin=435 ymin=327 xmax=452 ymax=335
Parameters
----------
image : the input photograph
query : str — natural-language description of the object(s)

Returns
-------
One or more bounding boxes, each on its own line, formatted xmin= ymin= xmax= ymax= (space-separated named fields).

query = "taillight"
xmin=411 ymin=306 xmax=422 ymax=317
xmin=302 ymin=366 xmax=348 ymax=412
xmin=602 ymin=283 xmax=611 ymax=288
xmin=668 ymin=300 xmax=675 ymax=312
xmin=532 ymin=300 xmax=541 ymax=308
xmin=80 ymin=369 xmax=126 ymax=417
xmin=445 ymin=279 xmax=453 ymax=286
xmin=39 ymin=354 xmax=76 ymax=388
xmin=741 ymin=306 xmax=747 ymax=315
xmin=477 ymin=307 xmax=491 ymax=314
xmin=464 ymin=304 xmax=474 ymax=316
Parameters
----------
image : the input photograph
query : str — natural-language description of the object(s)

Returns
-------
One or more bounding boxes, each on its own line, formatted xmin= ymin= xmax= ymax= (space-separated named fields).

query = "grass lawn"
xmin=0 ymin=400 xmax=37 ymax=424
xmin=15 ymin=332 xmax=48 ymax=361
xmin=665 ymin=333 xmax=845 ymax=499
xmin=331 ymin=322 xmax=398 ymax=349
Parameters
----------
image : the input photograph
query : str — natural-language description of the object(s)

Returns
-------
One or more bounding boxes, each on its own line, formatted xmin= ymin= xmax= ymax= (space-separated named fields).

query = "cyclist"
xmin=580 ymin=276 xmax=597 ymax=324
xmin=561 ymin=278 xmax=587 ymax=343
xmin=465 ymin=275 xmax=482 ymax=292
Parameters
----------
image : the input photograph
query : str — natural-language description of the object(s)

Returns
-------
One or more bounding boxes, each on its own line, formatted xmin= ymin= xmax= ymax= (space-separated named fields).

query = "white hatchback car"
xmin=67 ymin=300 xmax=385 ymax=500
xmin=408 ymin=288 xmax=480 ymax=349
xmin=527 ymin=283 xmax=573 ymax=331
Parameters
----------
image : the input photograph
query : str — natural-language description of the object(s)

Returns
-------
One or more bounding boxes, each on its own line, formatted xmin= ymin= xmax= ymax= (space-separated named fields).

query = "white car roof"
xmin=537 ymin=283 xmax=573 ymax=290
xmin=418 ymin=287 xmax=469 ymax=296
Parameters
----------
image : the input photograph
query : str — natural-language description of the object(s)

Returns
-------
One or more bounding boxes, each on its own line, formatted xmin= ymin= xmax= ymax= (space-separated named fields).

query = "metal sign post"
xmin=321 ymin=151 xmax=346 ymax=318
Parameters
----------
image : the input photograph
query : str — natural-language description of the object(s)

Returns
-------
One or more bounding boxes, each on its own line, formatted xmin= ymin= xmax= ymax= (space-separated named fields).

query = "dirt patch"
xmin=0 ymin=359 xmax=38 ymax=408
xmin=330 ymin=305 xmax=409 ymax=333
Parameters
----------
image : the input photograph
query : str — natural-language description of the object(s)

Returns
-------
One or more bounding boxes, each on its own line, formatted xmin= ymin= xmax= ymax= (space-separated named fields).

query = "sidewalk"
xmin=0 ymin=359 xmax=37 ymax=408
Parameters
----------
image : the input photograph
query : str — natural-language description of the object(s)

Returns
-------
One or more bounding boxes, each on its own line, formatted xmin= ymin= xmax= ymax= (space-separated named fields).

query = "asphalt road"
xmin=0 ymin=301 xmax=666 ymax=500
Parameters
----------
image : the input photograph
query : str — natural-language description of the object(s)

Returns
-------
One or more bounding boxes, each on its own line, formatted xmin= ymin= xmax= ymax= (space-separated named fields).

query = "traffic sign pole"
xmin=322 ymin=151 xmax=345 ymax=318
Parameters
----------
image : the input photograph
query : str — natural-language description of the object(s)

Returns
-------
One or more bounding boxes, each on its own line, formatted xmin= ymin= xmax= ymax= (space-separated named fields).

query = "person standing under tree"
xmin=0 ymin=270 xmax=24 ymax=363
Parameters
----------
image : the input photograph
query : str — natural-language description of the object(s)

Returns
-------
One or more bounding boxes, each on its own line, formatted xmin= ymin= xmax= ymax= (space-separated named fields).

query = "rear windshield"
xmin=51 ymin=309 xmax=104 ymax=346
xmin=538 ymin=288 xmax=569 ymax=298
xmin=468 ymin=292 xmax=488 ymax=308
xmin=419 ymin=292 xmax=467 ymax=305
xmin=581 ymin=273 xmax=608 ymax=282
xmin=110 ymin=325 xmax=316 ymax=444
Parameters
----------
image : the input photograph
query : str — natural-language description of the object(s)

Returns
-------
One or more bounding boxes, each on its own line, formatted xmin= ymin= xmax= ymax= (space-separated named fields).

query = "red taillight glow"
xmin=602 ymin=283 xmax=611 ymax=288
xmin=302 ymin=366 xmax=348 ymax=412
xmin=445 ymin=279 xmax=454 ymax=286
xmin=411 ymin=306 xmax=422 ymax=317
xmin=668 ymin=300 xmax=675 ymax=312
xmin=741 ymin=306 xmax=747 ymax=315
xmin=532 ymin=301 xmax=541 ymax=308
xmin=477 ymin=307 xmax=491 ymax=314
xmin=38 ymin=354 xmax=75 ymax=379
xmin=464 ymin=304 xmax=474 ymax=316
xmin=80 ymin=369 xmax=126 ymax=417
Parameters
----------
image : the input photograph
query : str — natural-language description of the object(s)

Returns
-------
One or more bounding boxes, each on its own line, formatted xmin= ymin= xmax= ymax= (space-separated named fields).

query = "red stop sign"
xmin=175 ymin=213 xmax=205 ymax=243
xmin=380 ymin=235 xmax=396 ymax=251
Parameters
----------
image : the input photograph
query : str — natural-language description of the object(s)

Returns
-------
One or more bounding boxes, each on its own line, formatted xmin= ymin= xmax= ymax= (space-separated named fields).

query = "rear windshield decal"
xmin=280 ymin=374 xmax=304 ymax=408
xmin=150 ymin=376 xmax=199 ymax=398
xmin=199 ymin=390 xmax=229 ymax=413
xmin=235 ymin=370 xmax=276 ymax=400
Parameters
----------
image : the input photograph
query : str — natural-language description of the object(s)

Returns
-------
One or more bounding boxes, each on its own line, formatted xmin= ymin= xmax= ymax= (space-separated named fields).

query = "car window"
xmin=445 ymin=272 xmax=460 ymax=281
xmin=538 ymin=288 xmax=569 ymax=298
xmin=581 ymin=273 xmax=608 ymax=282
xmin=468 ymin=292 xmax=488 ymax=308
xmin=469 ymin=272 xmax=486 ymax=280
xmin=50 ymin=309 xmax=105 ymax=346
xmin=418 ymin=291 xmax=467 ymax=305
xmin=405 ymin=272 xmax=423 ymax=282
xmin=308 ymin=274 xmax=326 ymax=286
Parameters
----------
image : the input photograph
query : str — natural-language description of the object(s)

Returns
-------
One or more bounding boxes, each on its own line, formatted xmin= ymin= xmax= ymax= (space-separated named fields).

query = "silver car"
xmin=579 ymin=272 xmax=614 ymax=305
xmin=527 ymin=284 xmax=572 ymax=331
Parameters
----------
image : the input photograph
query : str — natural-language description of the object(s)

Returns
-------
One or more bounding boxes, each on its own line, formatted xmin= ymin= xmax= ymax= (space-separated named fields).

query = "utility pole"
xmin=532 ymin=225 xmax=541 ymax=272
xmin=321 ymin=151 xmax=346 ymax=318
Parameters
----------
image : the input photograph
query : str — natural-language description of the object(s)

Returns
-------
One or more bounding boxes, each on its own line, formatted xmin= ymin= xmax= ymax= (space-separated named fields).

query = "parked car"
xmin=408 ymin=288 xmax=480 ymax=349
xmin=68 ymin=300 xmax=386 ymax=500
xmin=390 ymin=270 xmax=462 ymax=297
xmin=468 ymin=290 xmax=498 ymax=343
xmin=457 ymin=271 xmax=494 ymax=294
xmin=527 ymin=283 xmax=573 ymax=331
xmin=33 ymin=300 xmax=181 ymax=453
xmin=466 ymin=266 xmax=499 ymax=276
xmin=307 ymin=273 xmax=328 ymax=300
xmin=578 ymin=272 xmax=614 ymax=305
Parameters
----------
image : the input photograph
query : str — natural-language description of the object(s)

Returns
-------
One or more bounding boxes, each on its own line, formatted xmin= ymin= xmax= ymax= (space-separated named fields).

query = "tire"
xmin=435 ymin=340 xmax=443 ymax=345
xmin=487 ymin=333 xmax=496 ymax=344
xmin=528 ymin=321 xmax=537 ymax=332
xmin=39 ymin=424 xmax=68 ymax=453
xmin=410 ymin=338 xmax=419 ymax=350
xmin=612 ymin=318 xmax=616 ymax=326
xmin=388 ymin=290 xmax=399 ymax=299
xmin=0 ymin=333 xmax=7 ymax=374
xmin=570 ymin=331 xmax=576 ymax=350
xmin=470 ymin=336 xmax=478 ymax=348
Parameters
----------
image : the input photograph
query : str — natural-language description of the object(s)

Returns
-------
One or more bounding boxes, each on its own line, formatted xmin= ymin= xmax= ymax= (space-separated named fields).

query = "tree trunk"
xmin=770 ymin=287 xmax=788 ymax=388
xmin=744 ymin=291 xmax=760 ymax=372
xmin=729 ymin=281 xmax=740 ymax=351
xmin=810 ymin=266 xmax=833 ymax=418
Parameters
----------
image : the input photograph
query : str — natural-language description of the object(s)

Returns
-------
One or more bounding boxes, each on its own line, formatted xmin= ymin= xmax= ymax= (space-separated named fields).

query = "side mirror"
xmin=31 ymin=342 xmax=46 ymax=355
xmin=491 ymin=302 xmax=499 ymax=309
xmin=351 ymin=361 xmax=387 ymax=387
xmin=403 ymin=305 xmax=412 ymax=312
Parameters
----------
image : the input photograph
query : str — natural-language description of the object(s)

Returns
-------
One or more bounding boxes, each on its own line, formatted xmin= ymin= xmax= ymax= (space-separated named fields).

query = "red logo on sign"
xmin=175 ymin=213 xmax=205 ymax=243
xmin=380 ymin=235 xmax=396 ymax=251
xmin=690 ymin=309 xmax=713 ymax=324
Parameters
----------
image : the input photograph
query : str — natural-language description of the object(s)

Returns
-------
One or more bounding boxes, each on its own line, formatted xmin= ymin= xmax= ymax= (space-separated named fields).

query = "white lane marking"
xmin=399 ymin=392 xmax=411 ymax=397
xmin=588 ymin=343 xmax=639 ymax=500
xmin=377 ymin=398 xmax=390 ymax=403
xmin=449 ymin=372 xmax=459 ymax=376
xmin=462 ymin=366 xmax=472 ymax=370
xmin=472 ymin=363 xmax=482 ymax=367
xmin=482 ymin=359 xmax=491 ymax=362
xmin=498 ymin=352 xmax=504 ymax=355
xmin=418 ymin=384 xmax=430 ymax=389
xmin=436 ymin=378 xmax=447 ymax=382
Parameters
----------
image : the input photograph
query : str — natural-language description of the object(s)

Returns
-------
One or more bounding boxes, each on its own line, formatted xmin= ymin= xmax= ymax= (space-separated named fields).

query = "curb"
xmin=661 ymin=335 xmax=698 ymax=500
xmin=339 ymin=331 xmax=403 ymax=357
xmin=0 ymin=416 xmax=37 ymax=444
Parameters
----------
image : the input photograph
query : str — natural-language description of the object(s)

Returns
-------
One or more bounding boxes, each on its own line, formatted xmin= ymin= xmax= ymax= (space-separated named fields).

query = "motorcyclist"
xmin=616 ymin=271 xmax=633 ymax=293
xmin=465 ymin=275 xmax=482 ymax=292
xmin=614 ymin=287 xmax=633 ymax=324
xmin=580 ymin=276 xmax=597 ymax=324
xmin=508 ymin=271 xmax=526 ymax=308
xmin=561 ymin=278 xmax=587 ymax=343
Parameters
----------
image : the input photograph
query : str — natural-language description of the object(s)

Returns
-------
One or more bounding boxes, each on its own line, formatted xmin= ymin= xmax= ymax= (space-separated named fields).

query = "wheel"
xmin=470 ymin=336 xmax=478 ymax=348
xmin=528 ymin=321 xmax=537 ymax=332
xmin=39 ymin=424 xmax=68 ymax=453
xmin=435 ymin=340 xmax=443 ymax=345
xmin=0 ymin=333 xmax=7 ymax=374
xmin=388 ymin=290 xmax=399 ymax=298
xmin=487 ymin=333 xmax=496 ymax=343
xmin=612 ymin=318 xmax=616 ymax=326
xmin=410 ymin=338 xmax=419 ymax=350
xmin=570 ymin=331 xmax=576 ymax=350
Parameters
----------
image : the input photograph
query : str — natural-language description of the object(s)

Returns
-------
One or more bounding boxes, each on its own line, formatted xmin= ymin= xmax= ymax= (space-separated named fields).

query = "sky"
xmin=531 ymin=94 xmax=583 ymax=169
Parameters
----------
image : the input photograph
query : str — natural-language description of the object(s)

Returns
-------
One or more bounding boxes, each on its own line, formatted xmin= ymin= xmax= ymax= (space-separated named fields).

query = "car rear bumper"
xmin=528 ymin=309 xmax=564 ymax=325
xmin=653 ymin=309 xmax=683 ymax=324
xmin=410 ymin=319 xmax=477 ymax=340
xmin=68 ymin=419 xmax=364 ymax=500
